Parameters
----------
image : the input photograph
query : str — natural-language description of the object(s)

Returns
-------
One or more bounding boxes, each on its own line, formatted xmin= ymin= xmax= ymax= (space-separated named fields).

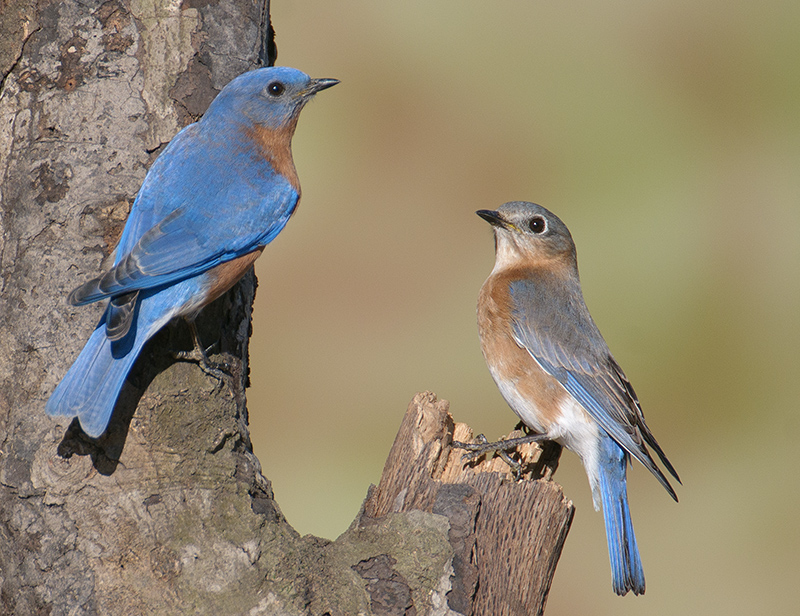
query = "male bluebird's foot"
xmin=173 ymin=320 xmax=231 ymax=383
xmin=452 ymin=432 xmax=551 ymax=479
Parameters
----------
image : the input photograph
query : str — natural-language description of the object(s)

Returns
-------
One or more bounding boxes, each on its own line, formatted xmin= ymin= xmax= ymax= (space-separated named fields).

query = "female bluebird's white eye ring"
xmin=528 ymin=216 xmax=546 ymax=234
xmin=266 ymin=81 xmax=285 ymax=96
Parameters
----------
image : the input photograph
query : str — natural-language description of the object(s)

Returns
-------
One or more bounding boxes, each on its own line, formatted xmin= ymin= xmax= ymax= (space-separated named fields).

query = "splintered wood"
xmin=364 ymin=391 xmax=575 ymax=616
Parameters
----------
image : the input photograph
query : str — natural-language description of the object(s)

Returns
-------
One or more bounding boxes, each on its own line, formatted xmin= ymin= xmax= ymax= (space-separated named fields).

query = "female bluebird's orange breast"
xmin=478 ymin=269 xmax=567 ymax=429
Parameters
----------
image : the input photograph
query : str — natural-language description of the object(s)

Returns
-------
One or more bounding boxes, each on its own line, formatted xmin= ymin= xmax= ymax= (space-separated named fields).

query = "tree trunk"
xmin=0 ymin=3 xmax=573 ymax=614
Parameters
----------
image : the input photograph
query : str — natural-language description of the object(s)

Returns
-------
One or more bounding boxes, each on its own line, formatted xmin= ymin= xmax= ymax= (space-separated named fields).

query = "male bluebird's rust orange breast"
xmin=247 ymin=119 xmax=301 ymax=193
xmin=187 ymin=121 xmax=301 ymax=317
xmin=191 ymin=119 xmax=301 ymax=312
xmin=200 ymin=247 xmax=265 ymax=307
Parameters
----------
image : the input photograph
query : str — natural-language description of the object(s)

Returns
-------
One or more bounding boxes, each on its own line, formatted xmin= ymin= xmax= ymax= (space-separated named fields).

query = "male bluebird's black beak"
xmin=476 ymin=209 xmax=507 ymax=229
xmin=305 ymin=78 xmax=340 ymax=96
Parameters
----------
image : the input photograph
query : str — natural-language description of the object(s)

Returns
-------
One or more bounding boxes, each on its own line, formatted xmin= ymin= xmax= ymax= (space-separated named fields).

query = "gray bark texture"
xmin=0 ymin=2 xmax=574 ymax=614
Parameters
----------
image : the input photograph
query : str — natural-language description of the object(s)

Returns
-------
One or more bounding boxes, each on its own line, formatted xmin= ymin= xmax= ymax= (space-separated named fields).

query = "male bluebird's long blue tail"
xmin=46 ymin=294 xmax=170 ymax=438
xmin=597 ymin=434 xmax=646 ymax=596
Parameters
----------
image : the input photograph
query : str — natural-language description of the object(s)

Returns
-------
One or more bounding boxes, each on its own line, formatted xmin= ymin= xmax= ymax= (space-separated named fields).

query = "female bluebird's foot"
xmin=452 ymin=432 xmax=550 ymax=479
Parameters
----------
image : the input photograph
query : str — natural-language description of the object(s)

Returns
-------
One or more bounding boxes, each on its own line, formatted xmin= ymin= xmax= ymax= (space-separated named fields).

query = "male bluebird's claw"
xmin=173 ymin=320 xmax=231 ymax=384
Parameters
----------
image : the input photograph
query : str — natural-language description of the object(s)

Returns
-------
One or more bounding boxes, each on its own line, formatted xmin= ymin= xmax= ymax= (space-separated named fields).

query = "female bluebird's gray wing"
xmin=508 ymin=276 xmax=680 ymax=500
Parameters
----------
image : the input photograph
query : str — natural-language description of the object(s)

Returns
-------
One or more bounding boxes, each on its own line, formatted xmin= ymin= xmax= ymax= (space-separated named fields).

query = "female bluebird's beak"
xmin=304 ymin=78 xmax=340 ymax=97
xmin=476 ymin=209 xmax=508 ymax=229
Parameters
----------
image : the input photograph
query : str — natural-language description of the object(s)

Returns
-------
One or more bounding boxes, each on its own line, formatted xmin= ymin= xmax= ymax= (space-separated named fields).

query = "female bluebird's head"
xmin=203 ymin=66 xmax=338 ymax=129
xmin=477 ymin=201 xmax=577 ymax=270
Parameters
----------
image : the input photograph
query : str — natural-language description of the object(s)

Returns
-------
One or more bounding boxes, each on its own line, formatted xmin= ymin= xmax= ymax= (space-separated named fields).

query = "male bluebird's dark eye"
xmin=267 ymin=82 xmax=285 ymax=96
xmin=528 ymin=216 xmax=546 ymax=234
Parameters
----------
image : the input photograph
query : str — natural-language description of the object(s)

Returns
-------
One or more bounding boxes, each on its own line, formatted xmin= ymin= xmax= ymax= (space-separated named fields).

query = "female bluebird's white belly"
xmin=486 ymin=353 xmax=603 ymax=509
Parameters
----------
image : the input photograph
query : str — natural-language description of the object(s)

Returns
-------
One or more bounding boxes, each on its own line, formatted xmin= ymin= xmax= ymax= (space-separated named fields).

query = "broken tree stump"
xmin=363 ymin=391 xmax=575 ymax=616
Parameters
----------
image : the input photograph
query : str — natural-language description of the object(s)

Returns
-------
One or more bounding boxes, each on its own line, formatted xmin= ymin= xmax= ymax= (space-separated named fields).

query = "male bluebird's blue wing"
xmin=70 ymin=125 xmax=299 ymax=306
xmin=508 ymin=276 xmax=680 ymax=500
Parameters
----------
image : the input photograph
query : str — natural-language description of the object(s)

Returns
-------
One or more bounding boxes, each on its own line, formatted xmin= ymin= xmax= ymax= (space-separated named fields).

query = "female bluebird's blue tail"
xmin=598 ymin=435 xmax=646 ymax=596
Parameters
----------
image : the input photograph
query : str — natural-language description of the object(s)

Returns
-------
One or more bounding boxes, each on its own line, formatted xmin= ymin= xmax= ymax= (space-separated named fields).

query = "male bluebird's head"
xmin=477 ymin=201 xmax=577 ymax=271
xmin=204 ymin=66 xmax=339 ymax=129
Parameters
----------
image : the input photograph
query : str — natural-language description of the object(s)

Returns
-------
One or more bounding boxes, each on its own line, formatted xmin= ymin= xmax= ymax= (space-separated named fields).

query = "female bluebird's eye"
xmin=267 ymin=82 xmax=285 ymax=96
xmin=528 ymin=216 xmax=546 ymax=234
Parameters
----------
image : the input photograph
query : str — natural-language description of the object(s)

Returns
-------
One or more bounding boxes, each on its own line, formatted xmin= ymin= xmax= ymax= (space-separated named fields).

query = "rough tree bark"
xmin=0 ymin=2 xmax=573 ymax=615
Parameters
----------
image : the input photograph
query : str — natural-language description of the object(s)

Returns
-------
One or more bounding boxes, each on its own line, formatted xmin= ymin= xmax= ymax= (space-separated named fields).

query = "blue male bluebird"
xmin=471 ymin=201 xmax=679 ymax=596
xmin=46 ymin=66 xmax=338 ymax=438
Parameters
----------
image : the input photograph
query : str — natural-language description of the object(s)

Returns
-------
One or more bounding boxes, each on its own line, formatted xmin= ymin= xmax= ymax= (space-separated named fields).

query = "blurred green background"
xmin=247 ymin=1 xmax=800 ymax=613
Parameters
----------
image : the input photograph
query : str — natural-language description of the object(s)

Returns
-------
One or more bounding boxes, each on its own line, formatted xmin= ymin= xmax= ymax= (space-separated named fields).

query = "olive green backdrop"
xmin=247 ymin=2 xmax=799 ymax=614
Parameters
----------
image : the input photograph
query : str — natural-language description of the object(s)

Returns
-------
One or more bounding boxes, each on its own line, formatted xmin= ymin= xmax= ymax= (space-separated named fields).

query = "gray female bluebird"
xmin=474 ymin=201 xmax=679 ymax=596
